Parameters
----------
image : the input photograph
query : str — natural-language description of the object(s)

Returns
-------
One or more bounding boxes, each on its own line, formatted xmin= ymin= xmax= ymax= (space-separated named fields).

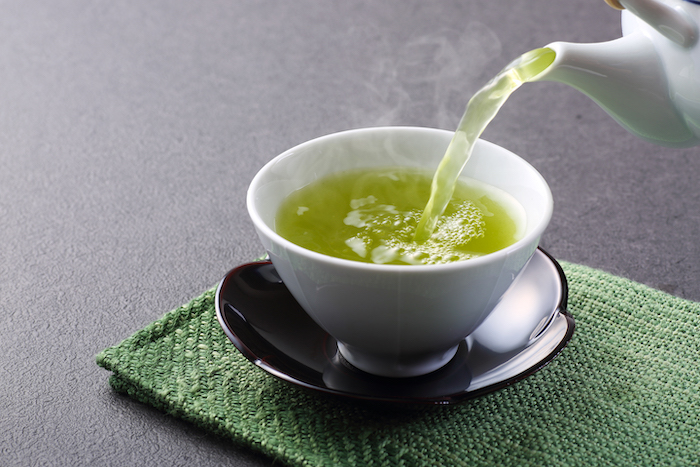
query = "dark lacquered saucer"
xmin=215 ymin=248 xmax=574 ymax=406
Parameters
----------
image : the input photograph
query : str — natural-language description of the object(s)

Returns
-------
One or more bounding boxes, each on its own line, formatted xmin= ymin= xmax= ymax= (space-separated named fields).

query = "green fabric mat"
xmin=96 ymin=262 xmax=700 ymax=466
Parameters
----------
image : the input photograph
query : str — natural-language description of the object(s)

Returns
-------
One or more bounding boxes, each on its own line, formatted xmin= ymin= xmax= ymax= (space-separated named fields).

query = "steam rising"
xmin=356 ymin=23 xmax=502 ymax=129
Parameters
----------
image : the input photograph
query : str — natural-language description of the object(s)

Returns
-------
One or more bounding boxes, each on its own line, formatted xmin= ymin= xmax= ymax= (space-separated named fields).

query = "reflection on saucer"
xmin=322 ymin=344 xmax=473 ymax=399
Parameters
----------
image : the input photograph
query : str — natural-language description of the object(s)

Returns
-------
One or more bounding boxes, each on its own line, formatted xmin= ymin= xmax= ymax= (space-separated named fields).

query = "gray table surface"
xmin=2 ymin=0 xmax=699 ymax=465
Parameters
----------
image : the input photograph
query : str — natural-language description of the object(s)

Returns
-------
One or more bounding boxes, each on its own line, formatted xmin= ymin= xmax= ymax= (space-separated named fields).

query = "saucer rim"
xmin=215 ymin=247 xmax=574 ymax=405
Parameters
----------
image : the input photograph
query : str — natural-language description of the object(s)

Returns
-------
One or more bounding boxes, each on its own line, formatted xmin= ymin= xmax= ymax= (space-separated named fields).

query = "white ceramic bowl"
xmin=247 ymin=127 xmax=552 ymax=377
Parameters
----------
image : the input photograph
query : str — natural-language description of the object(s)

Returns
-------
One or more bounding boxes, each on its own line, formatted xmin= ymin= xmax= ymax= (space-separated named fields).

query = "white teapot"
xmin=534 ymin=0 xmax=700 ymax=147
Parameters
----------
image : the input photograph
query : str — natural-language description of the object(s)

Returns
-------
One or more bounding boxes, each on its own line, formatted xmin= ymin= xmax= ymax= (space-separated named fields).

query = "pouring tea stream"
xmin=417 ymin=0 xmax=700 ymax=240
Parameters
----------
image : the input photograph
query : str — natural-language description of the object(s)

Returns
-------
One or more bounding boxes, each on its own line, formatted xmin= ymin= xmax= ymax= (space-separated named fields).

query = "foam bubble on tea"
xmin=275 ymin=167 xmax=525 ymax=265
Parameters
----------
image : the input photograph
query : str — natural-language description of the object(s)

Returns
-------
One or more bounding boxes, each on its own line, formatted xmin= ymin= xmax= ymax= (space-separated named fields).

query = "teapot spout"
xmin=534 ymin=33 xmax=697 ymax=147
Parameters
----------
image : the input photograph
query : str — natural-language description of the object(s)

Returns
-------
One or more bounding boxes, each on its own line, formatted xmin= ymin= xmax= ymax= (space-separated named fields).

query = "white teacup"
xmin=247 ymin=127 xmax=552 ymax=377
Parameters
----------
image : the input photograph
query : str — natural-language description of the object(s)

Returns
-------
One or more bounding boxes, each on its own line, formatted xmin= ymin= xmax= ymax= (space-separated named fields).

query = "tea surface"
xmin=275 ymin=167 xmax=523 ymax=265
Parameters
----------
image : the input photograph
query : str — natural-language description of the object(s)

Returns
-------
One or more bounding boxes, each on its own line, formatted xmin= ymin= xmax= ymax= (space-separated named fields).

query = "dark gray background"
xmin=1 ymin=1 xmax=698 ymax=465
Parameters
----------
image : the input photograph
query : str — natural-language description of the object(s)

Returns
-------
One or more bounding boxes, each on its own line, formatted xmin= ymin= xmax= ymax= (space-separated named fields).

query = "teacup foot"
xmin=337 ymin=342 xmax=460 ymax=378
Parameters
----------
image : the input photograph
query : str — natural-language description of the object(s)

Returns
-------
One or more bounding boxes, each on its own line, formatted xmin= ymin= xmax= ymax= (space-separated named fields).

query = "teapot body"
xmin=622 ymin=3 xmax=700 ymax=140
xmin=537 ymin=0 xmax=700 ymax=147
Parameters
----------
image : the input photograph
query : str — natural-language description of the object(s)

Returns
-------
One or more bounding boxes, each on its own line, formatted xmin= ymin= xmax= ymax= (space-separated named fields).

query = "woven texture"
xmin=97 ymin=262 xmax=700 ymax=466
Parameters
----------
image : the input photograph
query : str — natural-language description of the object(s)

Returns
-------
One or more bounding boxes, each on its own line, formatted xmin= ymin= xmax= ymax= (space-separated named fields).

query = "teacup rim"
xmin=247 ymin=126 xmax=553 ymax=272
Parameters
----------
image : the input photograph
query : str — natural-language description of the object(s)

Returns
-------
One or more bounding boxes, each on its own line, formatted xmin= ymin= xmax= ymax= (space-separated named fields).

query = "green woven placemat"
xmin=97 ymin=262 xmax=700 ymax=466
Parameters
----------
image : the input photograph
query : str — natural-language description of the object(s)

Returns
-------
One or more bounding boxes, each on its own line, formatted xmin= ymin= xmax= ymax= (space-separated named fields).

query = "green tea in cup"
xmin=248 ymin=127 xmax=553 ymax=377
xmin=275 ymin=167 xmax=525 ymax=266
